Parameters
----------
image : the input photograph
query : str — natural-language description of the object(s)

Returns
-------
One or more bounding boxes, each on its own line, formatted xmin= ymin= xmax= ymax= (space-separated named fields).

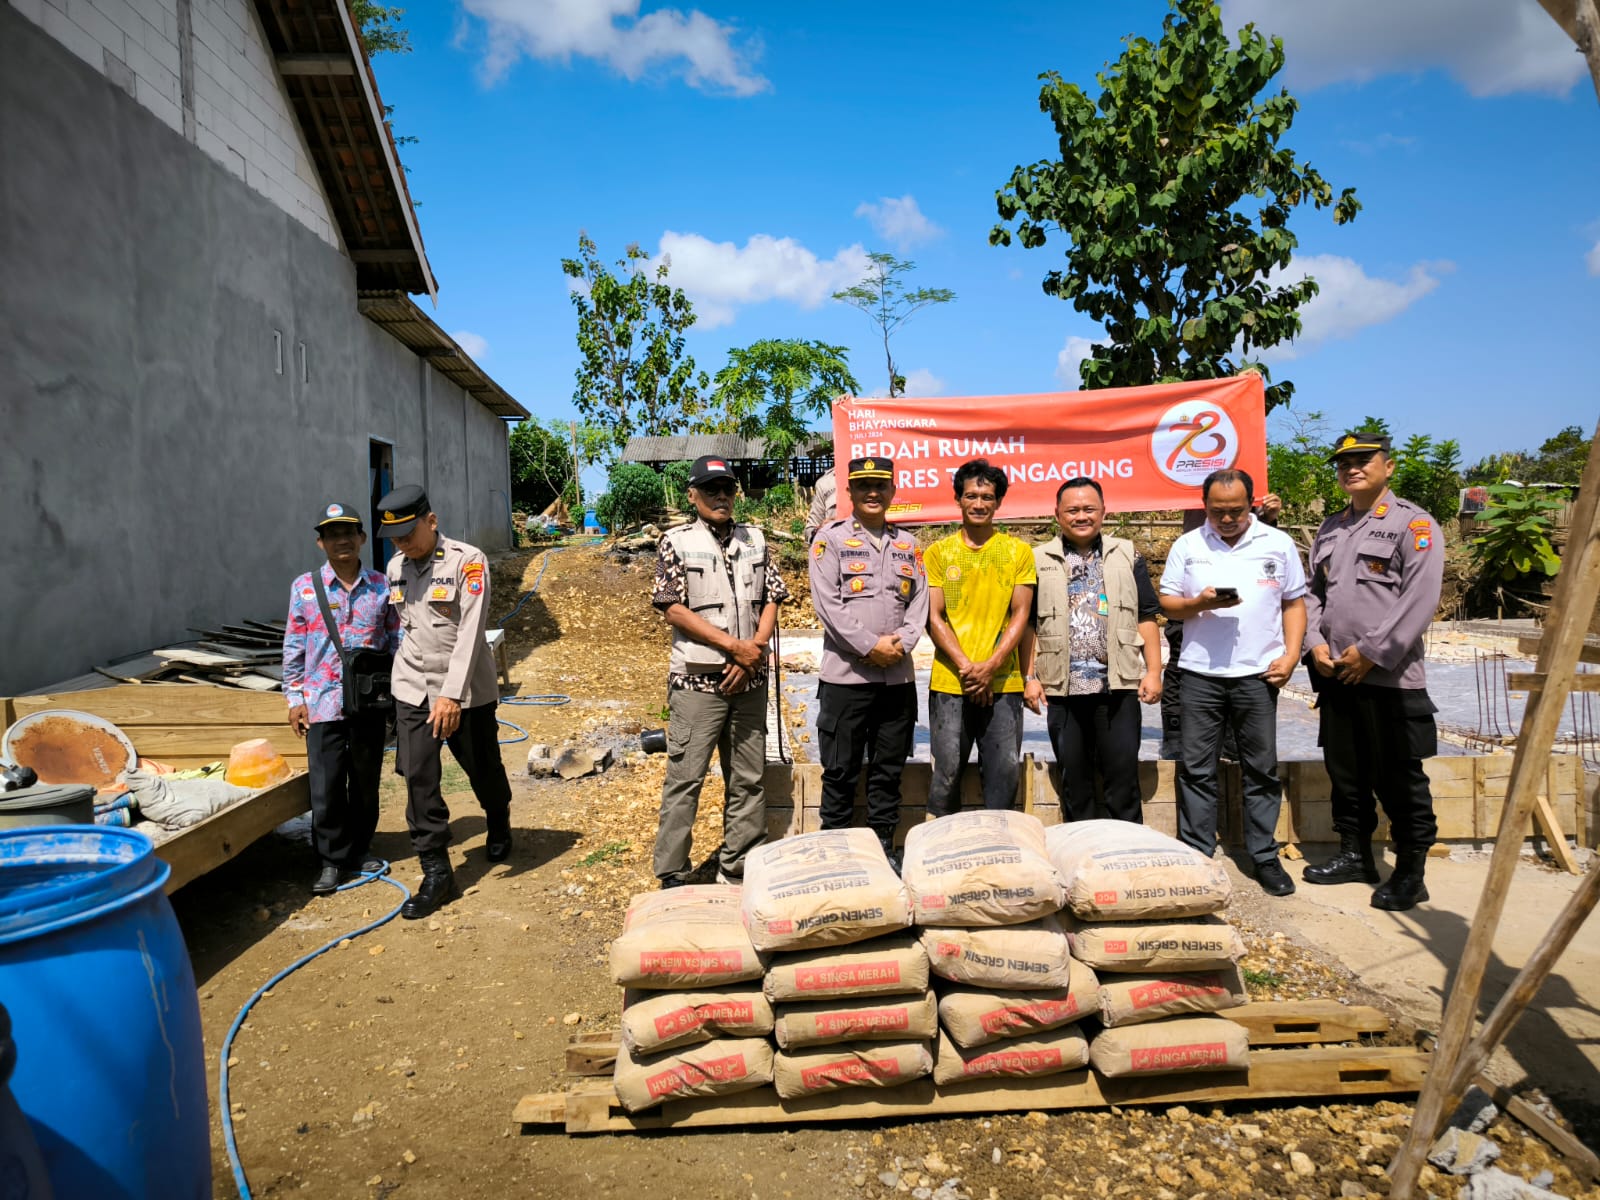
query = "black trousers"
xmin=1317 ymin=679 xmax=1438 ymax=850
xmin=1159 ymin=622 xmax=1185 ymax=754
xmin=1046 ymin=691 xmax=1143 ymax=823
xmin=817 ymin=681 xmax=917 ymax=838
xmin=396 ymin=699 xmax=513 ymax=853
xmin=1175 ymin=671 xmax=1282 ymax=865
xmin=306 ymin=711 xmax=388 ymax=868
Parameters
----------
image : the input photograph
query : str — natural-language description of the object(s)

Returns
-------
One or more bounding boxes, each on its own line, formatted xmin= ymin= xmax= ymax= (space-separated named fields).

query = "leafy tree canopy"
xmin=832 ymin=253 xmax=954 ymax=398
xmin=351 ymin=1 xmax=411 ymax=57
xmin=1465 ymin=424 xmax=1590 ymax=487
xmin=711 ymin=339 xmax=859 ymax=481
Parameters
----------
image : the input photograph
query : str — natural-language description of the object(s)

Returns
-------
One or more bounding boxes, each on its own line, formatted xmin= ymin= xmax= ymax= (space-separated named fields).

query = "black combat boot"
xmin=874 ymin=829 xmax=902 ymax=875
xmin=1304 ymin=832 xmax=1380 ymax=885
xmin=485 ymin=812 xmax=513 ymax=863
xmin=401 ymin=849 xmax=459 ymax=920
xmin=1372 ymin=847 xmax=1429 ymax=911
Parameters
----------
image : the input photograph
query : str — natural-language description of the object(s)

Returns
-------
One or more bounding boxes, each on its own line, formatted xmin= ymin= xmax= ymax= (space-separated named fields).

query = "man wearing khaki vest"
xmin=651 ymin=456 xmax=788 ymax=887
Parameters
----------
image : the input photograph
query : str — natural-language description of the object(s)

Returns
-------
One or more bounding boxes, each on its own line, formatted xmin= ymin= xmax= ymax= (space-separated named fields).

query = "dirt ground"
xmin=176 ymin=544 xmax=1599 ymax=1200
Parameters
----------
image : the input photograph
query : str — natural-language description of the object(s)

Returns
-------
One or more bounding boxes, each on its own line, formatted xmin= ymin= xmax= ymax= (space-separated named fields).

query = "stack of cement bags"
xmin=743 ymin=829 xmax=936 ymax=1100
xmin=901 ymin=810 xmax=1098 ymax=1085
xmin=1046 ymin=820 xmax=1250 ymax=1079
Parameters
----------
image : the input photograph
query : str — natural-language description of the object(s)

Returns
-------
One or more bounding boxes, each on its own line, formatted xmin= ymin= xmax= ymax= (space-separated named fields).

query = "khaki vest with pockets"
xmin=664 ymin=522 xmax=768 ymax=674
xmin=1032 ymin=535 xmax=1143 ymax=695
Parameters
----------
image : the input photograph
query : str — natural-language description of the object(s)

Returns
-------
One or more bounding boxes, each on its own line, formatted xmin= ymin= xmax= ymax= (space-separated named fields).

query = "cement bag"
xmin=741 ymin=829 xmax=911 ymax=952
xmin=1065 ymin=914 xmax=1243 ymax=974
xmin=610 ymin=885 xmax=765 ymax=989
xmin=1088 ymin=1014 xmax=1249 ymax=1078
xmin=1045 ymin=819 xmax=1231 ymax=921
xmin=614 ymin=1037 xmax=774 ymax=1113
xmin=773 ymin=1040 xmax=933 ymax=1100
xmin=620 ymin=985 xmax=774 ymax=1054
xmin=1097 ymin=965 xmax=1249 ymax=1028
xmin=922 ymin=914 xmax=1072 ymax=990
xmin=763 ymin=933 xmax=929 ymax=1003
xmin=902 ymin=809 xmax=1065 ymax=927
xmin=773 ymin=991 xmax=937 ymax=1049
xmin=932 ymin=1026 xmax=1089 ymax=1086
xmin=937 ymin=960 xmax=1100 ymax=1049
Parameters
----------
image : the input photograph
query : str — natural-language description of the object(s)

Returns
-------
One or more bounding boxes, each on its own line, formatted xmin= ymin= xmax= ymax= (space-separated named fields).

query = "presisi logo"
xmin=1150 ymin=401 xmax=1239 ymax=486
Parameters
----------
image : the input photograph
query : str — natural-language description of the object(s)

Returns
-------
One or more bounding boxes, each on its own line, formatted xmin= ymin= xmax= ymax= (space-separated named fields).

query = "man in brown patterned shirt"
xmin=651 ymin=456 xmax=790 ymax=886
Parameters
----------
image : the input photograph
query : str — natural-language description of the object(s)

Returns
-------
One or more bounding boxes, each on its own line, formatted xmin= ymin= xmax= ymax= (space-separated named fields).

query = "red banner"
xmin=830 ymin=376 xmax=1266 ymax=522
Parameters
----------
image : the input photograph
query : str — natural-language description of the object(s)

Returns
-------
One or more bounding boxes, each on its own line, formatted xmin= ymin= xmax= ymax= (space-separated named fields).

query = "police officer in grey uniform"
xmin=1301 ymin=433 xmax=1444 ymax=911
xmin=810 ymin=458 xmax=928 ymax=861
xmin=378 ymin=484 xmax=515 ymax=920
xmin=652 ymin=456 xmax=788 ymax=887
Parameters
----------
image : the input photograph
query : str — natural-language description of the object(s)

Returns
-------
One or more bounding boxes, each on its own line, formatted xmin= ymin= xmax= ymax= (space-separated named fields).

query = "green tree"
xmin=562 ymin=234 xmax=709 ymax=455
xmin=507 ymin=418 xmax=607 ymax=513
xmin=710 ymin=340 xmax=859 ymax=481
xmin=832 ymin=253 xmax=955 ymax=397
xmin=1464 ymin=426 xmax=1587 ymax=488
xmin=595 ymin=462 xmax=666 ymax=532
xmin=1265 ymin=410 xmax=1346 ymax=526
xmin=989 ymin=0 xmax=1360 ymax=410
xmin=351 ymin=1 xmax=411 ymax=56
xmin=1390 ymin=434 xmax=1463 ymax=519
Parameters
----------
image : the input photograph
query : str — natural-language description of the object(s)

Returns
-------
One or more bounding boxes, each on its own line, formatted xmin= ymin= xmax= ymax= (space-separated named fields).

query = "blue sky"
xmin=371 ymin=0 xmax=1598 ymax=468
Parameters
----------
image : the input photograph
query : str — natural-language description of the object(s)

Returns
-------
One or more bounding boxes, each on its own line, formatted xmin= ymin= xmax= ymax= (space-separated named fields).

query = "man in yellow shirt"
xmin=924 ymin=459 xmax=1037 ymax=816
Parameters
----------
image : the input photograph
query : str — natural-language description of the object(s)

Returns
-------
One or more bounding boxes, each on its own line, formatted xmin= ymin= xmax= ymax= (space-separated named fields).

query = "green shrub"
xmin=663 ymin=460 xmax=692 ymax=510
xmin=596 ymin=462 xmax=664 ymax=531
xmin=1470 ymin=484 xmax=1563 ymax=582
xmin=762 ymin=483 xmax=797 ymax=513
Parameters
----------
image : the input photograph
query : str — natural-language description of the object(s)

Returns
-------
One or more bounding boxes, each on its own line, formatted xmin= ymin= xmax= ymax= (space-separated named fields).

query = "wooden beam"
xmin=1474 ymin=1076 xmax=1600 ymax=1183
xmin=276 ymin=53 xmax=355 ymax=76
xmin=349 ymin=249 xmax=421 ymax=265
xmin=9 ymin=685 xmax=289 ymax=726
xmin=1506 ymin=672 xmax=1600 ymax=692
xmin=1531 ymin=791 xmax=1580 ymax=874
xmin=1516 ymin=637 xmax=1600 ymax=665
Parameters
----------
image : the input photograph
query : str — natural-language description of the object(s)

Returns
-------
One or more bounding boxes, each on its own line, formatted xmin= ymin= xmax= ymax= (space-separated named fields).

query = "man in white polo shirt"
xmin=1160 ymin=468 xmax=1306 ymax=896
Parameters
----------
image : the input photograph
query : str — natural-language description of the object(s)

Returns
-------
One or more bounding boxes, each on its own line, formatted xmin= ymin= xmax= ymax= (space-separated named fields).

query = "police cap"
xmin=314 ymin=501 xmax=363 ymax=533
xmin=847 ymin=457 xmax=894 ymax=482
xmin=1327 ymin=431 xmax=1393 ymax=463
xmin=376 ymin=484 xmax=430 ymax=539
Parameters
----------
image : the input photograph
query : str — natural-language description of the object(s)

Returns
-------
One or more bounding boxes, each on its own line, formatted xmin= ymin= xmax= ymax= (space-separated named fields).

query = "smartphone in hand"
xmin=1213 ymin=586 xmax=1240 ymax=601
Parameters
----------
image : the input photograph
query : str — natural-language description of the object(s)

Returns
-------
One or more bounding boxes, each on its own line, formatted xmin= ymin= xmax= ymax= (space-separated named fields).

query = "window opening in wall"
xmin=370 ymin=440 xmax=394 ymax=571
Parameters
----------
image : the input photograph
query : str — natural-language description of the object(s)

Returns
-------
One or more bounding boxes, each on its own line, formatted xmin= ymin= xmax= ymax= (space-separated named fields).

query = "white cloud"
xmin=652 ymin=232 xmax=872 ymax=328
xmin=1587 ymin=238 xmax=1600 ymax=276
xmin=451 ymin=330 xmax=489 ymax=360
xmin=1258 ymin=254 xmax=1449 ymax=361
xmin=459 ymin=0 xmax=768 ymax=95
xmin=1220 ymin=0 xmax=1584 ymax=96
xmin=1056 ymin=334 xmax=1106 ymax=386
xmin=854 ymin=195 xmax=943 ymax=249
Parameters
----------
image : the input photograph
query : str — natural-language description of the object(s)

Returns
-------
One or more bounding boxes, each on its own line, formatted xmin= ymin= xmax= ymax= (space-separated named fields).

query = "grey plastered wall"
xmin=0 ymin=7 xmax=512 ymax=695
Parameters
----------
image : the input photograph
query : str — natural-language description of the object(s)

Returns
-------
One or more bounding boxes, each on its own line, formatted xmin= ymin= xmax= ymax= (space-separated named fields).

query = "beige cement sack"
xmin=763 ymin=933 xmax=929 ymax=1003
xmin=932 ymin=1026 xmax=1089 ymax=1085
xmin=773 ymin=1040 xmax=933 ymax=1100
xmin=741 ymin=829 xmax=912 ymax=952
xmin=1065 ymin=913 xmax=1244 ymax=974
xmin=902 ymin=810 xmax=1065 ymax=927
xmin=1097 ymin=965 xmax=1249 ymax=1028
xmin=614 ymin=1037 xmax=775 ymax=1112
xmin=1088 ymin=1014 xmax=1250 ymax=1078
xmin=620 ymin=985 xmax=774 ymax=1054
xmin=1045 ymin=819 xmax=1232 ymax=921
xmin=773 ymin=990 xmax=938 ymax=1049
xmin=610 ymin=885 xmax=765 ymax=989
xmin=937 ymin=960 xmax=1100 ymax=1048
xmin=921 ymin=914 xmax=1073 ymax=990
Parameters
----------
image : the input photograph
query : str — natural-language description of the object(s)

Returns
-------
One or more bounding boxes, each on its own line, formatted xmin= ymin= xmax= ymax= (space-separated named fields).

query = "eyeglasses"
xmin=697 ymin=481 xmax=737 ymax=497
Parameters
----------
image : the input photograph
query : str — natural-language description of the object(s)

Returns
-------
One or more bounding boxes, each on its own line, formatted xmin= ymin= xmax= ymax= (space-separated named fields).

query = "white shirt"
xmin=1160 ymin=517 xmax=1307 ymax=677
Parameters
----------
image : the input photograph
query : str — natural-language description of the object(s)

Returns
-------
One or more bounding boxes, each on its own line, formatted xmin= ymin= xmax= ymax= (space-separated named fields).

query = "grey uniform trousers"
xmin=653 ymin=683 xmax=769 ymax=881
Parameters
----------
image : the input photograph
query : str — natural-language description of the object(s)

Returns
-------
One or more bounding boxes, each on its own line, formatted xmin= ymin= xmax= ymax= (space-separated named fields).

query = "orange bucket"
xmin=223 ymin=739 xmax=291 ymax=789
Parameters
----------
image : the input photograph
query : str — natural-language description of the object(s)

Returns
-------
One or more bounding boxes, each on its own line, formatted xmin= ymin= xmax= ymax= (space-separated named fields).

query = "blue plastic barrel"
xmin=0 ymin=827 xmax=210 ymax=1199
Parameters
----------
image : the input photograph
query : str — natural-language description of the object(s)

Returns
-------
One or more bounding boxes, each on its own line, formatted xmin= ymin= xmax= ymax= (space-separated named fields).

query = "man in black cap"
xmin=377 ymin=484 xmax=515 ymax=919
xmin=282 ymin=503 xmax=400 ymax=894
xmin=809 ymin=458 xmax=927 ymax=862
xmin=652 ymin=456 xmax=788 ymax=887
xmin=1302 ymin=432 xmax=1444 ymax=911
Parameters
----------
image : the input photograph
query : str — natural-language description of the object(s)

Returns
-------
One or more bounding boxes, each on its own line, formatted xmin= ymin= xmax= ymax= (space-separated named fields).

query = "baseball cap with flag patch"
xmin=687 ymin=456 xmax=737 ymax=488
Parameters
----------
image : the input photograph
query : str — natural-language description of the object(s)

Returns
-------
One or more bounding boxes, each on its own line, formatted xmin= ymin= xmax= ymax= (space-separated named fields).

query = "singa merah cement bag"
xmin=1096 ymin=965 xmax=1249 ymax=1028
xmin=763 ymin=933 xmax=929 ymax=1003
xmin=932 ymin=1025 xmax=1090 ymax=1085
xmin=1045 ymin=819 xmax=1231 ymax=921
xmin=773 ymin=1040 xmax=933 ymax=1100
xmin=741 ymin=829 xmax=911 ymax=952
xmin=620 ymin=985 xmax=774 ymax=1054
xmin=610 ymin=885 xmax=766 ymax=989
xmin=614 ymin=1037 xmax=775 ymax=1112
xmin=901 ymin=809 xmax=1065 ymax=927
xmin=772 ymin=990 xmax=938 ymax=1049
xmin=1087 ymin=1014 xmax=1250 ymax=1078
xmin=936 ymin=959 xmax=1100 ymax=1049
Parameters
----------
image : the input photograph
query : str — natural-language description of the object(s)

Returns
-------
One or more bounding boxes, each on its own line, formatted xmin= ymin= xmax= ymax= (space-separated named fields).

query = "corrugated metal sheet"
xmin=358 ymin=291 xmax=527 ymax=419
xmin=622 ymin=434 xmax=831 ymax=463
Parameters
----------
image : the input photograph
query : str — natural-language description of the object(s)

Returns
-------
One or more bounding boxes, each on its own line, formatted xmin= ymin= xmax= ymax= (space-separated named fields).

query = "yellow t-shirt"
xmin=924 ymin=532 xmax=1038 ymax=695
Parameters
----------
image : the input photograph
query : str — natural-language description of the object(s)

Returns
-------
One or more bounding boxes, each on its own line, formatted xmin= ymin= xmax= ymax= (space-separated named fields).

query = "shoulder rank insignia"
xmin=434 ymin=547 xmax=446 ymax=559
xmin=1374 ymin=503 xmax=1389 ymax=517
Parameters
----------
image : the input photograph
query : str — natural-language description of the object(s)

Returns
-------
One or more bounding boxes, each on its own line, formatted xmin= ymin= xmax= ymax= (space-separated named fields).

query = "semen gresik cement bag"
xmin=932 ymin=1026 xmax=1090 ymax=1086
xmin=773 ymin=1040 xmax=933 ymax=1100
xmin=1045 ymin=819 xmax=1232 ymax=922
xmin=936 ymin=959 xmax=1100 ymax=1049
xmin=1087 ymin=1014 xmax=1250 ymax=1078
xmin=1096 ymin=965 xmax=1249 ymax=1028
xmin=902 ymin=809 xmax=1065 ymax=927
xmin=614 ymin=1037 xmax=775 ymax=1112
xmin=773 ymin=990 xmax=938 ymax=1049
xmin=741 ymin=829 xmax=911 ymax=953
xmin=763 ymin=933 xmax=929 ymax=1003
xmin=610 ymin=885 xmax=766 ymax=989
xmin=1064 ymin=913 xmax=1244 ymax=974
xmin=921 ymin=913 xmax=1073 ymax=990
xmin=620 ymin=985 xmax=774 ymax=1054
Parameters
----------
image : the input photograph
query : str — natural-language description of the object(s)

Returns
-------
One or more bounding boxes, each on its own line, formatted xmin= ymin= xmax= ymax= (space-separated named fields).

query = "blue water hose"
xmin=219 ymin=865 xmax=411 ymax=1200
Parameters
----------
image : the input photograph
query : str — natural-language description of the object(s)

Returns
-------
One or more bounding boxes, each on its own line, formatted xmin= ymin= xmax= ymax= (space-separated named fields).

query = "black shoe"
xmin=659 ymin=874 xmax=689 ymax=890
xmin=485 ymin=820 xmax=512 ymax=863
xmin=1304 ymin=834 xmax=1380 ymax=885
xmin=312 ymin=865 xmax=342 ymax=896
xmin=342 ymin=856 xmax=389 ymax=881
xmin=401 ymin=851 xmax=459 ymax=920
xmin=1255 ymin=859 xmax=1296 ymax=897
xmin=1372 ymin=848 xmax=1429 ymax=912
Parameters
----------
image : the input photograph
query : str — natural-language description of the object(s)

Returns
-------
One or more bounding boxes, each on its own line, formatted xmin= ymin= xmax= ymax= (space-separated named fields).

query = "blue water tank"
xmin=0 ymin=827 xmax=210 ymax=1199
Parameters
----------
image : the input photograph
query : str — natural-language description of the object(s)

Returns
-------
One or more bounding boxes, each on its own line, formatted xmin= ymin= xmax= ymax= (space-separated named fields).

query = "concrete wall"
xmin=0 ymin=7 xmax=512 ymax=695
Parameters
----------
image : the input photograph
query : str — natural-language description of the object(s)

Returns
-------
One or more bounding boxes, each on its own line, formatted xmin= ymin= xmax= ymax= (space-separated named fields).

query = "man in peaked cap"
xmin=378 ymin=484 xmax=515 ymax=919
xmin=283 ymin=502 xmax=399 ymax=895
xmin=810 ymin=458 xmax=927 ymax=865
xmin=1301 ymin=432 xmax=1445 ymax=912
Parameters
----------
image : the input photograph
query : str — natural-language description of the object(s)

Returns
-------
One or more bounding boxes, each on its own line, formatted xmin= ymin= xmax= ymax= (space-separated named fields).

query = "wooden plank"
xmin=100 ymin=726 xmax=303 ymax=760
xmin=566 ymin=1041 xmax=620 ymax=1076
xmin=1532 ymin=791 xmax=1580 ymax=873
xmin=1517 ymin=636 xmax=1600 ymax=666
xmin=515 ymin=1046 xmax=1430 ymax=1133
xmin=1474 ymin=1076 xmax=1600 ymax=1183
xmin=1507 ymin=672 xmax=1600 ymax=692
xmin=156 ymin=773 xmax=310 ymax=892
xmin=8 ymin=685 xmax=290 ymax=725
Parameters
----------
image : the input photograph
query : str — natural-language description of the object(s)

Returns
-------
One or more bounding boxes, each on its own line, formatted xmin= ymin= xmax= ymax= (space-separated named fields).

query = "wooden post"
xmin=1388 ymin=419 xmax=1600 ymax=1198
